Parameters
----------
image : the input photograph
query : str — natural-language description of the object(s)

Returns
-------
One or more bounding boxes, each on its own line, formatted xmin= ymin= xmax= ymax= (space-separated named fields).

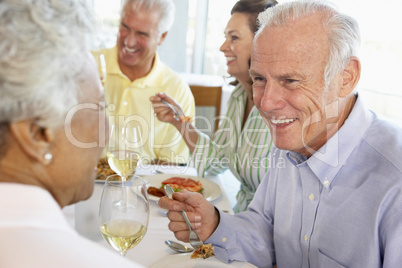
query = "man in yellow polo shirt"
xmin=93 ymin=0 xmax=195 ymax=164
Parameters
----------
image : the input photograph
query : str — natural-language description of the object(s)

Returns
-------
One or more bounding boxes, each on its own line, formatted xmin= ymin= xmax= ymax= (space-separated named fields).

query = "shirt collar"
xmin=287 ymin=95 xmax=373 ymax=188
xmin=106 ymin=46 xmax=163 ymax=88
xmin=105 ymin=46 xmax=123 ymax=76
xmin=133 ymin=52 xmax=164 ymax=88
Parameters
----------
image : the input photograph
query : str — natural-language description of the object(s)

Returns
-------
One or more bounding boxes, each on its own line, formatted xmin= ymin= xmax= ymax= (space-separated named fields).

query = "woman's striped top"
xmin=190 ymin=84 xmax=273 ymax=212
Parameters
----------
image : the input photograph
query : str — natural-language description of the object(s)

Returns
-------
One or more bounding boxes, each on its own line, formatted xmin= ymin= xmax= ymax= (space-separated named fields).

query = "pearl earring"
xmin=44 ymin=153 xmax=53 ymax=165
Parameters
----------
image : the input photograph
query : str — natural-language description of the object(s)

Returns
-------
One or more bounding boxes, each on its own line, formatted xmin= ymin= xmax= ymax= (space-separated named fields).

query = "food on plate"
xmin=161 ymin=177 xmax=203 ymax=193
xmin=147 ymin=177 xmax=203 ymax=198
xmin=147 ymin=186 xmax=165 ymax=197
xmin=191 ymin=243 xmax=215 ymax=259
xmin=179 ymin=115 xmax=192 ymax=123
xmin=96 ymin=157 xmax=116 ymax=180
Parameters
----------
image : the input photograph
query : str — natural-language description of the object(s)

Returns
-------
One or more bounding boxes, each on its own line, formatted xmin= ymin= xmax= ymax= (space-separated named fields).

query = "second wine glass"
xmin=107 ymin=123 xmax=142 ymax=182
xmin=99 ymin=174 xmax=149 ymax=256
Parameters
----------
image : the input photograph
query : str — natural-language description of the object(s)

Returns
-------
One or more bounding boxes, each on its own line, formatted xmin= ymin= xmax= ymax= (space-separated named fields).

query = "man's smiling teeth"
xmin=271 ymin=118 xmax=296 ymax=124
xmin=125 ymin=47 xmax=137 ymax=53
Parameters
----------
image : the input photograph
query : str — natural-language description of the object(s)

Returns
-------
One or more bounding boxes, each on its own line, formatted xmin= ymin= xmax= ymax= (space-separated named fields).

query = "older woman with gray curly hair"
xmin=0 ymin=0 xmax=143 ymax=267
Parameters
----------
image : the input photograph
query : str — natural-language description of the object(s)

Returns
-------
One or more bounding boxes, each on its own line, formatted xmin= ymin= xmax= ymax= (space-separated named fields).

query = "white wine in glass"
xmin=107 ymin=150 xmax=141 ymax=179
xmin=99 ymin=174 xmax=149 ymax=256
xmin=100 ymin=219 xmax=146 ymax=254
xmin=107 ymin=123 xmax=142 ymax=182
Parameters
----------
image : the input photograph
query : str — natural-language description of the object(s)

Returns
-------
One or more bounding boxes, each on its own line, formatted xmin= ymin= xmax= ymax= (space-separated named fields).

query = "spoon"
xmin=165 ymin=240 xmax=194 ymax=253
xmin=164 ymin=185 xmax=204 ymax=250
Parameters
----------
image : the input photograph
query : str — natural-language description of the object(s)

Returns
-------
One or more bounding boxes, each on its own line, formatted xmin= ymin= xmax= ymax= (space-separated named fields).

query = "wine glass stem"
xmin=121 ymin=176 xmax=127 ymax=203
xmin=121 ymin=180 xmax=128 ymax=207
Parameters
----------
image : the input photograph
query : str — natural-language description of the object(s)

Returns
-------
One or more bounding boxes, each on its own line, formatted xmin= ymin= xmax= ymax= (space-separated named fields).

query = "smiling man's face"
xmin=251 ymin=14 xmax=344 ymax=157
xmin=116 ymin=5 xmax=165 ymax=77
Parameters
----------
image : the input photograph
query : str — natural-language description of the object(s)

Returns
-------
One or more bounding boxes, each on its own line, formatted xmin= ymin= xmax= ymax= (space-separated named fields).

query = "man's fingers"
xmin=166 ymin=210 xmax=201 ymax=223
xmin=168 ymin=220 xmax=189 ymax=233
xmin=173 ymin=230 xmax=191 ymax=243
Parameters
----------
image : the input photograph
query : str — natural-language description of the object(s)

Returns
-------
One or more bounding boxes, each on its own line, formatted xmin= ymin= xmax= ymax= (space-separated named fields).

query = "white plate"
xmin=144 ymin=174 xmax=222 ymax=202
xmin=149 ymin=253 xmax=256 ymax=268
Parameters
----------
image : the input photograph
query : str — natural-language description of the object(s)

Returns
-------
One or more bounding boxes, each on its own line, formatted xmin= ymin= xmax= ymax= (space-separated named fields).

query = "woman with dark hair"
xmin=151 ymin=0 xmax=277 ymax=212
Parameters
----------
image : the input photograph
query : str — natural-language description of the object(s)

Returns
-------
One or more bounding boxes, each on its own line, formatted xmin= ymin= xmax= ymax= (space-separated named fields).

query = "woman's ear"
xmin=339 ymin=57 xmax=361 ymax=98
xmin=9 ymin=120 xmax=55 ymax=165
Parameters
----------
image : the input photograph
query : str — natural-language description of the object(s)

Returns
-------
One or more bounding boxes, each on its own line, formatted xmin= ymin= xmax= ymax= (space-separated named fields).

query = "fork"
xmin=164 ymin=184 xmax=204 ymax=249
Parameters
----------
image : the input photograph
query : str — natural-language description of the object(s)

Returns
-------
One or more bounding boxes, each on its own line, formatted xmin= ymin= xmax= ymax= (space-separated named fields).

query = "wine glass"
xmin=94 ymin=52 xmax=107 ymax=86
xmin=99 ymin=174 xmax=149 ymax=256
xmin=107 ymin=123 xmax=142 ymax=182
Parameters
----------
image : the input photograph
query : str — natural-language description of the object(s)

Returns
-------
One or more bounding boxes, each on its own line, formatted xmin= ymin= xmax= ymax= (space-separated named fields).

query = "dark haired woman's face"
xmin=220 ymin=13 xmax=254 ymax=81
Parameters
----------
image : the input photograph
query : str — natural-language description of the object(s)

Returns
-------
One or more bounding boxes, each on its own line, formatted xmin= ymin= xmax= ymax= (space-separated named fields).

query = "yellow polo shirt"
xmin=92 ymin=46 xmax=195 ymax=164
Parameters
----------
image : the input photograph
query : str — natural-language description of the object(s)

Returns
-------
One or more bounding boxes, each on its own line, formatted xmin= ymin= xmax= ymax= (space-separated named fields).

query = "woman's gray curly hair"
xmin=256 ymin=0 xmax=360 ymax=90
xmin=0 ymin=0 xmax=93 ymax=152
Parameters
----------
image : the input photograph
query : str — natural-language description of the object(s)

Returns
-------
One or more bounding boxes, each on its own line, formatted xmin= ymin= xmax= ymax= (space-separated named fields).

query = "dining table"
xmin=62 ymin=165 xmax=252 ymax=267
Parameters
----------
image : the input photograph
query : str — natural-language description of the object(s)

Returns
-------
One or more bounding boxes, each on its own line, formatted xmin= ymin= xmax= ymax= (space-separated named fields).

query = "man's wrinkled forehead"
xmin=251 ymin=15 xmax=328 ymax=64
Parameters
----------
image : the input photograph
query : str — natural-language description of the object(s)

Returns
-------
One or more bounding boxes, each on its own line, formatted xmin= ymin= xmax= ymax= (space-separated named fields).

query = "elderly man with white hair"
xmin=158 ymin=1 xmax=402 ymax=267
xmin=92 ymin=0 xmax=195 ymax=165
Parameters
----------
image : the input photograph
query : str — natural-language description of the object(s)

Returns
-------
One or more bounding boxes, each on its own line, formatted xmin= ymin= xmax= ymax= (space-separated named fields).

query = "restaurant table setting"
xmin=62 ymin=164 xmax=256 ymax=267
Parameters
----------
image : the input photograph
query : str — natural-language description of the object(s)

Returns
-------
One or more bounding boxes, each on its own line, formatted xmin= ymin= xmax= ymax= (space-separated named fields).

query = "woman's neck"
xmin=238 ymin=79 xmax=254 ymax=129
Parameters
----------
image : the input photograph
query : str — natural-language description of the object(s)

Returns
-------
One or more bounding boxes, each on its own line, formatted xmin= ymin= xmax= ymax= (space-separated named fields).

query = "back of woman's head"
xmin=231 ymin=0 xmax=278 ymax=33
xmin=0 ymin=0 xmax=93 ymax=153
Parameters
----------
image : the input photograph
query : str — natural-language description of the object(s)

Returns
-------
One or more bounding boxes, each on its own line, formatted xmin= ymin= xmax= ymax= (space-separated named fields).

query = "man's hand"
xmin=158 ymin=190 xmax=220 ymax=242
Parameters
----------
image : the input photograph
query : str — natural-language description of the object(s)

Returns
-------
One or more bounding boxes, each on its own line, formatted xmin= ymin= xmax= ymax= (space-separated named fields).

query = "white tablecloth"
xmin=62 ymin=165 xmax=235 ymax=267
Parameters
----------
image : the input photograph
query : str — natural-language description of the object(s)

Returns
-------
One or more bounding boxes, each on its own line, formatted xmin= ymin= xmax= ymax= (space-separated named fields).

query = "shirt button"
xmin=308 ymin=193 xmax=314 ymax=201
xmin=304 ymin=235 xmax=309 ymax=241
xmin=108 ymin=103 xmax=116 ymax=112
xmin=324 ymin=180 xmax=330 ymax=187
xmin=221 ymin=237 xmax=227 ymax=242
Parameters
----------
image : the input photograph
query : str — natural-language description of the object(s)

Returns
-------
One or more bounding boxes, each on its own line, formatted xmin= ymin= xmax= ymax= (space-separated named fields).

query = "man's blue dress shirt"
xmin=207 ymin=96 xmax=402 ymax=268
